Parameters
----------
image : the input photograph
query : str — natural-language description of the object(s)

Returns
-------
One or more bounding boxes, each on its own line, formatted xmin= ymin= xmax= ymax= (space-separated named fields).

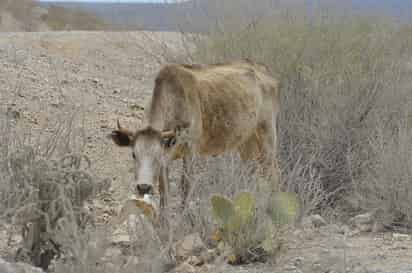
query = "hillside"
xmin=4 ymin=0 xmax=412 ymax=33
xmin=38 ymin=0 xmax=412 ymax=32
xmin=0 ymin=0 xmax=107 ymax=31
xmin=37 ymin=0 xmax=288 ymax=32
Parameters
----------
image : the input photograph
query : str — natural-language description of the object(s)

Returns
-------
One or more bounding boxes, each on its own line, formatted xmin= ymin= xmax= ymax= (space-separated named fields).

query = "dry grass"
xmin=0 ymin=108 xmax=111 ymax=271
xmin=188 ymin=7 xmax=412 ymax=229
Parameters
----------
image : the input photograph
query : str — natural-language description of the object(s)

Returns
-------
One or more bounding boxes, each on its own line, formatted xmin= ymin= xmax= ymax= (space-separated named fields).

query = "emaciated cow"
xmin=109 ymin=60 xmax=280 ymax=210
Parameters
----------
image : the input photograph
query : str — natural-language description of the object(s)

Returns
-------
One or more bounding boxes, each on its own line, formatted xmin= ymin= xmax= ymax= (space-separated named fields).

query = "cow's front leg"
xmin=158 ymin=166 xmax=170 ymax=226
xmin=180 ymin=156 xmax=191 ymax=209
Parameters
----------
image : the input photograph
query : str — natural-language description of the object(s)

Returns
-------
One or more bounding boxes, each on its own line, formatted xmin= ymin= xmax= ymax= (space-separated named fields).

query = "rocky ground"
xmin=1 ymin=31 xmax=412 ymax=273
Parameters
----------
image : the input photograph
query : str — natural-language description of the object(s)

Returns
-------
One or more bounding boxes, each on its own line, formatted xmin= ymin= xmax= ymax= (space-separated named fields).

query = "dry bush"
xmin=0 ymin=109 xmax=111 ymax=271
xmin=349 ymin=109 xmax=412 ymax=229
xmin=43 ymin=5 xmax=107 ymax=31
xmin=188 ymin=7 xmax=412 ymax=228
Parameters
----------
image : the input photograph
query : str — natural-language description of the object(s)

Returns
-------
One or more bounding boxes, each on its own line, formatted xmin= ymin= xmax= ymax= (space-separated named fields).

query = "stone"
xmin=393 ymin=233 xmax=410 ymax=241
xmin=308 ymin=215 xmax=328 ymax=228
xmin=103 ymin=247 xmax=122 ymax=260
xmin=359 ymin=223 xmax=373 ymax=232
xmin=372 ymin=222 xmax=385 ymax=233
xmin=175 ymin=233 xmax=206 ymax=262
xmin=175 ymin=262 xmax=197 ymax=273
xmin=187 ymin=256 xmax=204 ymax=266
xmin=124 ymin=256 xmax=140 ymax=267
xmin=200 ymin=249 xmax=217 ymax=264
xmin=292 ymin=256 xmax=305 ymax=266
xmin=284 ymin=264 xmax=303 ymax=273
xmin=0 ymin=258 xmax=44 ymax=273
xmin=339 ymin=225 xmax=351 ymax=235
xmin=350 ymin=212 xmax=373 ymax=226
xmin=302 ymin=214 xmax=327 ymax=229
xmin=349 ymin=212 xmax=375 ymax=233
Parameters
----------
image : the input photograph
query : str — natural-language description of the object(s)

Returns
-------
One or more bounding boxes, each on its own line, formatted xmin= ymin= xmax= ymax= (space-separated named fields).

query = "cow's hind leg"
xmin=238 ymin=124 xmax=279 ymax=192
xmin=259 ymin=122 xmax=280 ymax=193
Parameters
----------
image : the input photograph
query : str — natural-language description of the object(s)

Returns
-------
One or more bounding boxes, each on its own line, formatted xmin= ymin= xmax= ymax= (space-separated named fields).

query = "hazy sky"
xmin=38 ymin=0 xmax=180 ymax=2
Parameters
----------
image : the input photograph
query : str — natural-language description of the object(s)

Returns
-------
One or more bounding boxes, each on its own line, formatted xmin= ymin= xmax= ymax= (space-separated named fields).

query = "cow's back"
xmin=192 ymin=65 xmax=265 ymax=154
xmin=146 ymin=61 xmax=279 ymax=156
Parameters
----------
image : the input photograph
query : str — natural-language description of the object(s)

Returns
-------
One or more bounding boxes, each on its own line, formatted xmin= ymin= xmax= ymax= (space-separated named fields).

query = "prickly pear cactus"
xmin=211 ymin=195 xmax=236 ymax=228
xmin=233 ymin=192 xmax=255 ymax=224
xmin=270 ymin=192 xmax=300 ymax=226
xmin=211 ymin=192 xmax=258 ymax=263
xmin=211 ymin=192 xmax=256 ymax=232
xmin=210 ymin=191 xmax=300 ymax=264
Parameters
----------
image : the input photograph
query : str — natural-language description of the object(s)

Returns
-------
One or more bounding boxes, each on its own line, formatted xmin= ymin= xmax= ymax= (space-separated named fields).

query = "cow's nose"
xmin=136 ymin=184 xmax=153 ymax=196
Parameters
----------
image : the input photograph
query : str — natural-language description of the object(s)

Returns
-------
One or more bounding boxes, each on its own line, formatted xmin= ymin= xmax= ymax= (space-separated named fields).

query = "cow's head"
xmin=109 ymin=120 xmax=189 ymax=198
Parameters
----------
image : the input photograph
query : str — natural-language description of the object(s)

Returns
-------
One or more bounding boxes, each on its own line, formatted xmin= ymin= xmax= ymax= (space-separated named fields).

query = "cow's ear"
xmin=108 ymin=120 xmax=134 ymax=147
xmin=110 ymin=130 xmax=133 ymax=146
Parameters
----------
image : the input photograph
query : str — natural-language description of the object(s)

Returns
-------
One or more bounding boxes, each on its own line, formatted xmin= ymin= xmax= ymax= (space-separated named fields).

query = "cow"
xmin=109 ymin=60 xmax=280 ymax=211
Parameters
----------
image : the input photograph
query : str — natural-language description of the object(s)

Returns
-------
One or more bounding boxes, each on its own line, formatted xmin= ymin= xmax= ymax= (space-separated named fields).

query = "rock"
xmin=175 ymin=262 xmax=197 ymax=273
xmin=284 ymin=264 xmax=303 ymax=273
xmin=349 ymin=212 xmax=374 ymax=233
xmin=393 ymin=233 xmax=410 ymax=241
xmin=187 ymin=256 xmax=204 ymax=266
xmin=103 ymin=247 xmax=122 ymax=261
xmin=124 ymin=256 xmax=140 ymax=267
xmin=0 ymin=258 xmax=44 ymax=273
xmin=199 ymin=249 xmax=217 ymax=264
xmin=175 ymin=233 xmax=206 ymax=262
xmin=302 ymin=214 xmax=327 ymax=229
xmin=359 ymin=224 xmax=373 ymax=232
xmin=327 ymin=224 xmax=341 ymax=234
xmin=309 ymin=215 xmax=328 ymax=228
xmin=292 ymin=256 xmax=305 ymax=266
xmin=350 ymin=212 xmax=373 ymax=226
xmin=110 ymin=224 xmax=131 ymax=245
xmin=372 ymin=222 xmax=385 ymax=233
xmin=349 ymin=228 xmax=362 ymax=237
xmin=6 ymin=107 xmax=21 ymax=120
xmin=339 ymin=225 xmax=351 ymax=235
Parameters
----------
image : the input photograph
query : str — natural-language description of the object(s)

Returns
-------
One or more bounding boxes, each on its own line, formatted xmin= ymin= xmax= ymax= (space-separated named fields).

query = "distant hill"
xmin=0 ymin=0 xmax=107 ymax=31
xmin=39 ymin=1 xmax=187 ymax=31
xmin=38 ymin=0 xmax=412 ymax=32
xmin=4 ymin=0 xmax=412 ymax=32
xmin=37 ymin=0 xmax=281 ymax=32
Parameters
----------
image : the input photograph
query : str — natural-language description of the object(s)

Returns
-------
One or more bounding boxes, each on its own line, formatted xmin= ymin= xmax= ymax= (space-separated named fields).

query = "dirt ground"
xmin=1 ymin=31 xmax=412 ymax=273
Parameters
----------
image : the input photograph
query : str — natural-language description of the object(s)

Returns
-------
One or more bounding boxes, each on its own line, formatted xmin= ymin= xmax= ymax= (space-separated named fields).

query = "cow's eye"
xmin=161 ymin=136 xmax=176 ymax=148
xmin=132 ymin=152 xmax=136 ymax=160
